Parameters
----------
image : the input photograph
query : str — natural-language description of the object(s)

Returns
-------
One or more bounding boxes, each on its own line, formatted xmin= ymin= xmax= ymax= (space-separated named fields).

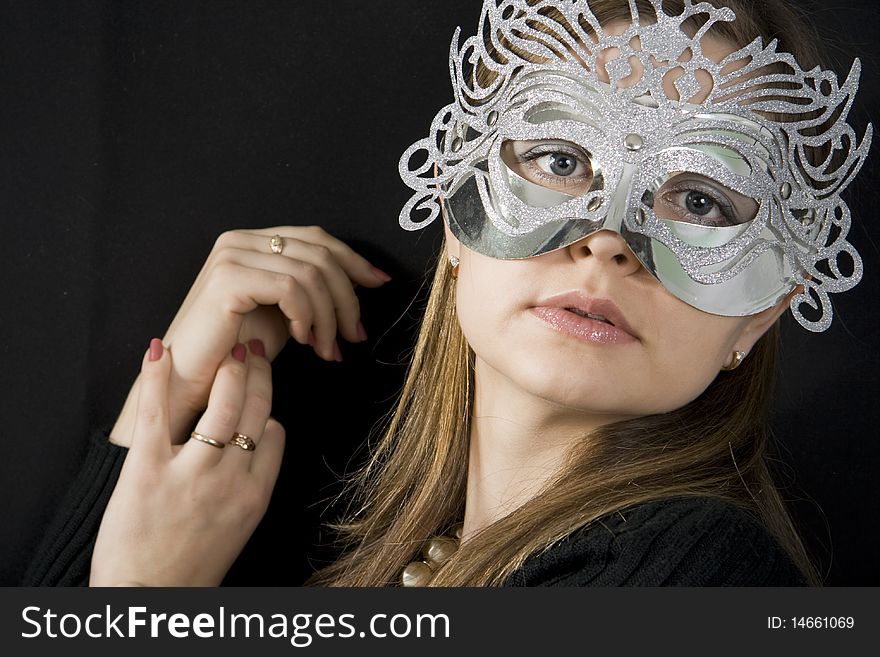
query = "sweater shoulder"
xmin=505 ymin=495 xmax=809 ymax=587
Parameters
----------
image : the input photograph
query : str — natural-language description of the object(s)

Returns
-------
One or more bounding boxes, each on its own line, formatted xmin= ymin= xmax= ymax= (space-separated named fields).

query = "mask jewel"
xmin=624 ymin=134 xmax=644 ymax=152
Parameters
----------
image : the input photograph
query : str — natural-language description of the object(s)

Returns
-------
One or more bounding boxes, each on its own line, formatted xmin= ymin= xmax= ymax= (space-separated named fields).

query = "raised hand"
xmin=110 ymin=226 xmax=391 ymax=446
xmin=91 ymin=338 xmax=284 ymax=586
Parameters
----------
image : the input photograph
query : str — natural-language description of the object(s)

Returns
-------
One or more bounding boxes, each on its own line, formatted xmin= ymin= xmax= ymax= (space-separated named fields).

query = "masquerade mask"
xmin=398 ymin=0 xmax=871 ymax=331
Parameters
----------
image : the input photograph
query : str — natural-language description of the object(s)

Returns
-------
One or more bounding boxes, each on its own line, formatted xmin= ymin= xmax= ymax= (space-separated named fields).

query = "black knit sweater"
xmin=21 ymin=431 xmax=808 ymax=587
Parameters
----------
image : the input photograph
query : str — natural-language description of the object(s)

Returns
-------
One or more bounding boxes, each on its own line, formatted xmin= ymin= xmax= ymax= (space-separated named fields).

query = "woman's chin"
xmin=476 ymin=351 xmax=637 ymax=415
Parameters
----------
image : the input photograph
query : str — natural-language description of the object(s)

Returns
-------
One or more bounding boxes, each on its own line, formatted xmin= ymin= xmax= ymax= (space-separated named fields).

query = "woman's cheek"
xmin=455 ymin=281 xmax=497 ymax=348
xmin=652 ymin=318 xmax=737 ymax=402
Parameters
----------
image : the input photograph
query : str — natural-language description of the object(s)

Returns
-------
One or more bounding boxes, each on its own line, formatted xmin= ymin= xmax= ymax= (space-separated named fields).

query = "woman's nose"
xmin=567 ymin=229 xmax=644 ymax=276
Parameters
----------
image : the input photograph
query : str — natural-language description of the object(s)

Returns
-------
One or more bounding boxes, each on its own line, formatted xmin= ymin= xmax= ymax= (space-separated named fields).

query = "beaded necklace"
xmin=400 ymin=524 xmax=463 ymax=587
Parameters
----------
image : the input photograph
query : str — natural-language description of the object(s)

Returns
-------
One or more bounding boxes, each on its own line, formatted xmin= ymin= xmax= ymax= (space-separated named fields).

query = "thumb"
xmin=130 ymin=338 xmax=174 ymax=463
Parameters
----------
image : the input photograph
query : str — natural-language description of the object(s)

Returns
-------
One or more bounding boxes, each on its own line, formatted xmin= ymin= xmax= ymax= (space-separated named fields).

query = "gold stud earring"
xmin=449 ymin=255 xmax=460 ymax=279
xmin=721 ymin=350 xmax=746 ymax=371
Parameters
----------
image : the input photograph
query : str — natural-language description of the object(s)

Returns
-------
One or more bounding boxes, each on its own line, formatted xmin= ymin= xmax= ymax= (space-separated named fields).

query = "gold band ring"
xmin=190 ymin=431 xmax=225 ymax=449
xmin=269 ymin=234 xmax=284 ymax=254
xmin=229 ymin=432 xmax=257 ymax=451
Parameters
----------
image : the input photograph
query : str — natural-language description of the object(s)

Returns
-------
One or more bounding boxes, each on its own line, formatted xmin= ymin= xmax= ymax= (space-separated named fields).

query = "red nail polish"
xmin=232 ymin=343 xmax=247 ymax=362
xmin=248 ymin=339 xmax=266 ymax=358
xmin=369 ymin=265 xmax=393 ymax=283
xmin=149 ymin=338 xmax=164 ymax=362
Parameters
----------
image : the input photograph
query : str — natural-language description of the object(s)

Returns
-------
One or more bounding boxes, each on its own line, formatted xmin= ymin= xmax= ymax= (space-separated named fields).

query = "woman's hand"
xmin=110 ymin=225 xmax=392 ymax=446
xmin=91 ymin=338 xmax=284 ymax=587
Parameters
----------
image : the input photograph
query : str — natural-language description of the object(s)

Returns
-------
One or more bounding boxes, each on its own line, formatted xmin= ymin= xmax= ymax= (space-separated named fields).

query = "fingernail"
xmin=232 ymin=343 xmax=247 ymax=363
xmin=333 ymin=341 xmax=343 ymax=362
xmin=248 ymin=339 xmax=266 ymax=358
xmin=149 ymin=338 xmax=164 ymax=362
xmin=307 ymin=330 xmax=316 ymax=347
xmin=356 ymin=320 xmax=368 ymax=342
xmin=369 ymin=265 xmax=392 ymax=283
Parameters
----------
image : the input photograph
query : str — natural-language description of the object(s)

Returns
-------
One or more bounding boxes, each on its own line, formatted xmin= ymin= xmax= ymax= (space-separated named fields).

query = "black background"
xmin=1 ymin=1 xmax=877 ymax=586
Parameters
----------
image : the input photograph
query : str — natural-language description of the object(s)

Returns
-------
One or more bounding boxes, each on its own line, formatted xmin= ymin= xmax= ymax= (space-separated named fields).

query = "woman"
xmin=26 ymin=0 xmax=870 ymax=586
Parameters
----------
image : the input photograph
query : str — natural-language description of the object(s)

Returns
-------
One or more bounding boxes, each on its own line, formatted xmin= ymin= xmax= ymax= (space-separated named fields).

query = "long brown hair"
xmin=307 ymin=0 xmax=827 ymax=586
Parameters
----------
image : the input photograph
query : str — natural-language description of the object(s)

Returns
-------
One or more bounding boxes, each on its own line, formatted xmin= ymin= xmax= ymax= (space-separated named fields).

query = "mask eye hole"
xmin=643 ymin=172 xmax=759 ymax=228
xmin=501 ymin=139 xmax=599 ymax=197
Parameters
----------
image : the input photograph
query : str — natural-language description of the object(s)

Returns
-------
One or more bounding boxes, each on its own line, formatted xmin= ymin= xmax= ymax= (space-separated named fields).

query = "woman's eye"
xmin=655 ymin=187 xmax=740 ymax=227
xmin=500 ymin=140 xmax=595 ymax=196
xmin=533 ymin=152 xmax=586 ymax=178
xmin=649 ymin=174 xmax=758 ymax=228
xmin=546 ymin=153 xmax=578 ymax=176
xmin=683 ymin=191 xmax=714 ymax=216
xmin=665 ymin=189 xmax=725 ymax=224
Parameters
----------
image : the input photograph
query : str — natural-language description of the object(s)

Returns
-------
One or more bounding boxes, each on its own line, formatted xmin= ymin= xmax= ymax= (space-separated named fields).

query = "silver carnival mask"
xmin=398 ymin=0 xmax=871 ymax=331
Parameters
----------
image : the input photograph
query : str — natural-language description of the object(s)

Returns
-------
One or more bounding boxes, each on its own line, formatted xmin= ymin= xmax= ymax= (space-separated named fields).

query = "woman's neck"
xmin=460 ymin=356 xmax=633 ymax=543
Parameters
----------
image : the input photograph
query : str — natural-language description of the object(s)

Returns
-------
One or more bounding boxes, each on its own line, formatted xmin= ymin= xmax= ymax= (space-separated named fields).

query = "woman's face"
xmin=446 ymin=220 xmax=793 ymax=420
xmin=444 ymin=26 xmax=797 ymax=422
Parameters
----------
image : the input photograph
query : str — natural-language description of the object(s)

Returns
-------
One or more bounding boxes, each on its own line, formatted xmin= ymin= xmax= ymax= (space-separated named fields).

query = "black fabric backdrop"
xmin=1 ymin=1 xmax=877 ymax=586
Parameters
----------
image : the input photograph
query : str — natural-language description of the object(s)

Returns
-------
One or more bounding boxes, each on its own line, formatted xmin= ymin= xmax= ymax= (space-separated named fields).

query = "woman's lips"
xmin=529 ymin=307 xmax=638 ymax=344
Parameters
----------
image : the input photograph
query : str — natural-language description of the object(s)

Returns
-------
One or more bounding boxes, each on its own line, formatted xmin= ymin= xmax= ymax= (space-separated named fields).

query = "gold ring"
xmin=269 ymin=234 xmax=284 ymax=254
xmin=230 ymin=432 xmax=257 ymax=451
xmin=190 ymin=431 xmax=225 ymax=449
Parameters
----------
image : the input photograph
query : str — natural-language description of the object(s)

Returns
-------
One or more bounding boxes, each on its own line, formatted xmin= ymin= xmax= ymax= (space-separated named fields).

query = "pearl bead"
xmin=423 ymin=537 xmax=458 ymax=568
xmin=401 ymin=561 xmax=433 ymax=587
xmin=399 ymin=524 xmax=464 ymax=586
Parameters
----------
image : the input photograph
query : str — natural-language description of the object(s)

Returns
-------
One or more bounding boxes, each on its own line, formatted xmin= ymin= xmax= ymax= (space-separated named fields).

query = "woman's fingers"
xmin=199 ymin=258 xmax=334 ymax=360
xmin=266 ymin=238 xmax=362 ymax=347
xmin=245 ymin=225 xmax=391 ymax=290
xmin=129 ymin=222 xmax=388 ymax=446
xmin=250 ymin=417 xmax=285 ymax=497
xmin=210 ymin=238 xmax=365 ymax=352
xmin=93 ymin=341 xmax=280 ymax=587
xmin=177 ymin=344 xmax=249 ymax=469
xmin=209 ymin=248 xmax=343 ymax=360
xmin=165 ymin=226 xmax=390 ymax=373
xmin=220 ymin=226 xmax=391 ymax=345
xmin=129 ymin=338 xmax=174 ymax=463
xmin=220 ymin=339 xmax=273 ymax=469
